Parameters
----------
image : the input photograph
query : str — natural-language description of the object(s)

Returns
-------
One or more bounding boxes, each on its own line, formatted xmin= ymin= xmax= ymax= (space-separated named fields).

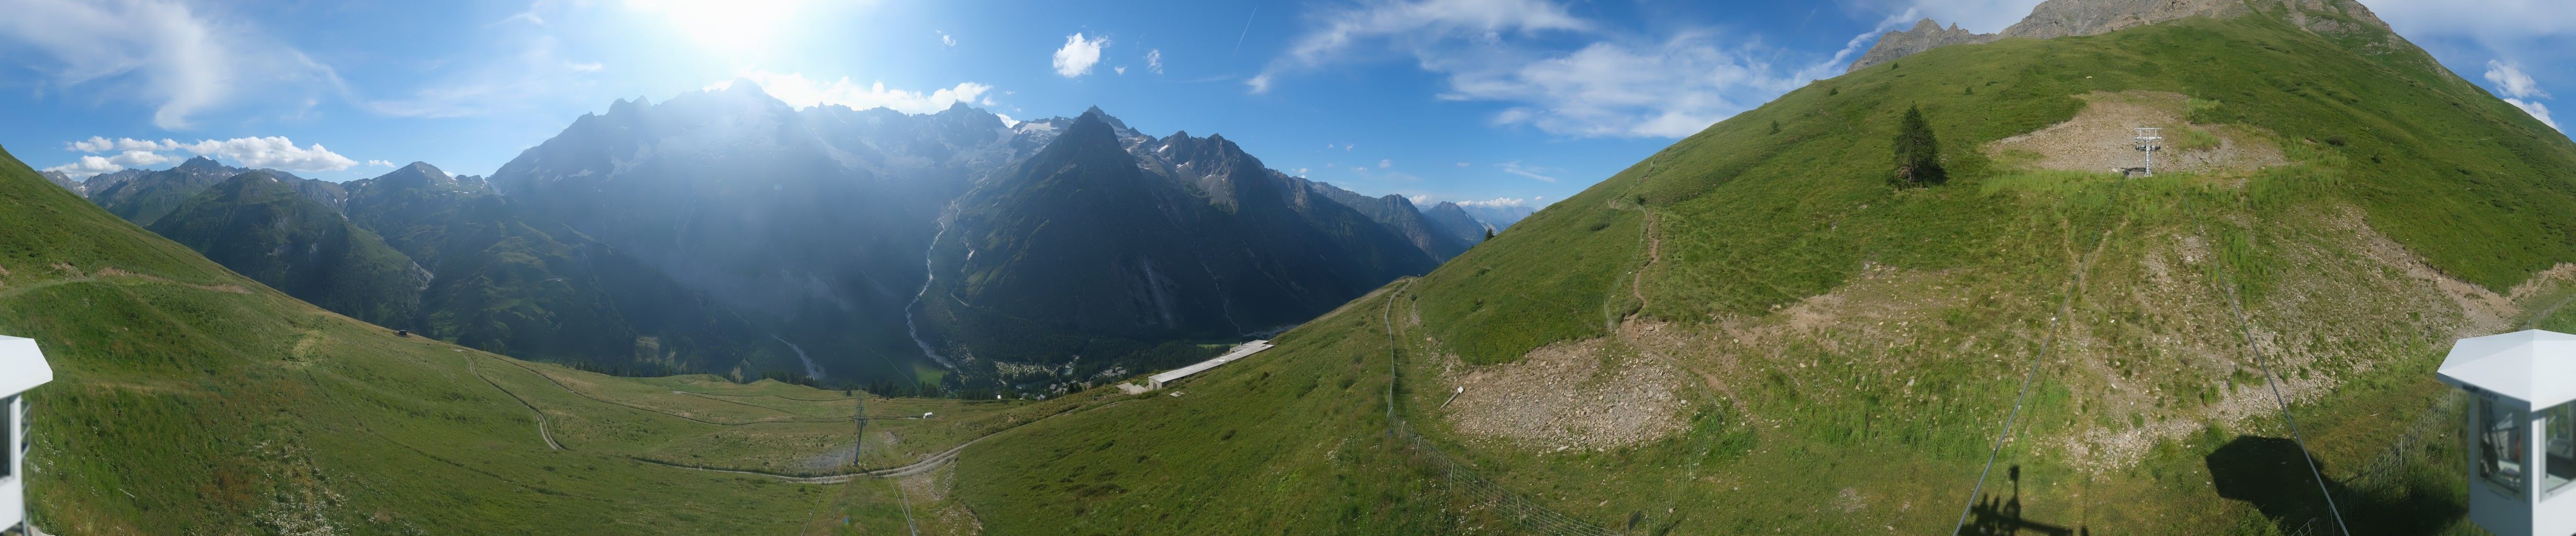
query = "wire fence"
xmin=1392 ymin=420 xmax=1626 ymax=536
xmin=1382 ymin=281 xmax=1625 ymax=536
xmin=2342 ymin=391 xmax=2464 ymax=493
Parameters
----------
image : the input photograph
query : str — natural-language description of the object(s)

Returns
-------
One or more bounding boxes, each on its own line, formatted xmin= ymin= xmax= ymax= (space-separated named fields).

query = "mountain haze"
xmin=488 ymin=85 xmax=1487 ymax=385
xmin=914 ymin=111 xmax=1445 ymax=379
xmin=145 ymin=171 xmax=427 ymax=327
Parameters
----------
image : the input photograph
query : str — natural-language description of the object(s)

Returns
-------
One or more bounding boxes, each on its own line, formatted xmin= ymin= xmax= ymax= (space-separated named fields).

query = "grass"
xmin=1410 ymin=8 xmax=2574 ymax=369
xmin=10 ymin=2 xmax=2575 ymax=533
xmin=0 ymin=143 xmax=1050 ymax=533
xmin=945 ymin=4 xmax=2569 ymax=535
xmin=950 ymin=285 xmax=1462 ymax=534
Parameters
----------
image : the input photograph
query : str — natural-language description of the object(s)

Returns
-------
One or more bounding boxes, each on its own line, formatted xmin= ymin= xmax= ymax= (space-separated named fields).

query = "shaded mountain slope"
xmin=489 ymin=87 xmax=1473 ymax=386
xmin=487 ymin=86 xmax=1010 ymax=382
xmin=0 ymin=142 xmax=950 ymax=534
xmin=913 ymin=112 xmax=1441 ymax=380
xmin=146 ymin=171 xmax=428 ymax=327
xmin=1307 ymin=180 xmax=1476 ymax=260
xmin=83 ymin=156 xmax=347 ymax=226
xmin=1419 ymin=200 xmax=1491 ymax=248
xmin=342 ymin=162 xmax=793 ymax=376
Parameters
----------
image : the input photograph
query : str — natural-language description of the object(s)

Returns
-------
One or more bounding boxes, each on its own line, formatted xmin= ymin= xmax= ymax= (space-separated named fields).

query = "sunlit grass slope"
xmin=0 ymin=143 xmax=1054 ymax=534
xmin=950 ymin=5 xmax=2574 ymax=535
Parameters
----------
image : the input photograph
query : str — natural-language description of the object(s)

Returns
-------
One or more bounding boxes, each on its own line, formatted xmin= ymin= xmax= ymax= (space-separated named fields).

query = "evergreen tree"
xmin=1893 ymin=105 xmax=1947 ymax=186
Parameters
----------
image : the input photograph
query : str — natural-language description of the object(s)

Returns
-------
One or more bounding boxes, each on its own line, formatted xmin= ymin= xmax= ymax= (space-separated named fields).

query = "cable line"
xmin=1951 ymin=173 xmax=2135 ymax=535
xmin=2179 ymin=192 xmax=2351 ymax=536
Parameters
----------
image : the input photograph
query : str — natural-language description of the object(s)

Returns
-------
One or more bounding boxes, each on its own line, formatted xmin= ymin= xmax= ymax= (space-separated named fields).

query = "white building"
xmin=1144 ymin=340 xmax=1274 ymax=390
xmin=2438 ymin=329 xmax=2576 ymax=536
xmin=1 ymin=336 xmax=53 ymax=535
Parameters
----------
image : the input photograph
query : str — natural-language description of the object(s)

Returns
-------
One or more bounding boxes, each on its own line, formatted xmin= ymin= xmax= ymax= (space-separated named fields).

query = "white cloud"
xmin=0 ymin=0 xmax=342 ymax=129
xmin=1146 ymin=48 xmax=1164 ymax=73
xmin=1259 ymin=0 xmax=1590 ymax=86
xmin=717 ymin=71 xmax=995 ymax=114
xmin=995 ymin=113 xmax=1019 ymax=127
xmin=366 ymin=159 xmax=396 ymax=167
xmin=1260 ymin=0 xmax=1879 ymax=137
xmin=1455 ymin=162 xmax=1470 ymax=167
xmin=169 ymin=137 xmax=359 ymax=171
xmin=40 ymin=156 xmax=123 ymax=179
xmin=1379 ymin=159 xmax=1393 ymax=168
xmin=2505 ymin=98 xmax=2561 ymax=131
xmin=67 ymin=136 xmax=170 ymax=153
xmin=47 ymin=135 xmax=360 ymax=177
xmin=1052 ymin=32 xmax=1109 ymax=77
xmin=1293 ymin=167 xmax=1309 ymax=177
xmin=1497 ymin=161 xmax=1557 ymax=182
xmin=1115 ymin=66 xmax=1128 ymax=75
xmin=106 ymin=150 xmax=174 ymax=167
xmin=2486 ymin=60 xmax=2551 ymax=99
xmin=1409 ymin=194 xmax=1434 ymax=205
xmin=939 ymin=31 xmax=956 ymax=47
xmin=2483 ymin=60 xmax=2562 ymax=131
xmin=1457 ymin=197 xmax=1529 ymax=208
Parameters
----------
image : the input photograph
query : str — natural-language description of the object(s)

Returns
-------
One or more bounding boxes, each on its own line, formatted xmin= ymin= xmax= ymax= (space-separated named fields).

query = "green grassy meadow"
xmin=942 ymin=7 xmax=2574 ymax=536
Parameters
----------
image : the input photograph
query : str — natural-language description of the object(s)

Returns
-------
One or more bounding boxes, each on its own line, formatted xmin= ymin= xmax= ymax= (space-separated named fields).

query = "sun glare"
xmin=629 ymin=0 xmax=803 ymax=54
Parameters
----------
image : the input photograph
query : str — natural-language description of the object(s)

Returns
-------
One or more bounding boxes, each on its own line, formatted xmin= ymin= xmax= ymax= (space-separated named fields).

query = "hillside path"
xmin=639 ymin=396 xmax=1118 ymax=484
xmin=1630 ymin=209 xmax=1661 ymax=317
xmin=468 ymin=353 xmax=562 ymax=450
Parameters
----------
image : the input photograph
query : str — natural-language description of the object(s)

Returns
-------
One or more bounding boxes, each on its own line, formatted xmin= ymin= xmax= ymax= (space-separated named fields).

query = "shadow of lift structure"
xmin=1956 ymin=466 xmax=2080 ymax=536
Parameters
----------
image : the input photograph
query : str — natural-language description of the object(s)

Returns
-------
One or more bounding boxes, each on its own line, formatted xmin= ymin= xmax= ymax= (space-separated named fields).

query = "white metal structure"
xmin=1145 ymin=340 xmax=1274 ymax=390
xmin=2131 ymin=127 xmax=2163 ymax=177
xmin=1 ymin=336 xmax=53 ymax=535
xmin=2437 ymin=329 xmax=2576 ymax=536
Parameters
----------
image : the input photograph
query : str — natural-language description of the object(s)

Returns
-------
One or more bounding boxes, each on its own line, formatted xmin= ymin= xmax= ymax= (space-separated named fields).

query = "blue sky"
xmin=1 ymin=1 xmax=2568 ymax=211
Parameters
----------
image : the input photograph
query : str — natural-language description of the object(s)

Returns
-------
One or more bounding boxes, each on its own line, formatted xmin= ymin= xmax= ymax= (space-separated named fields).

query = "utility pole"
xmin=2133 ymin=127 xmax=2163 ymax=177
xmin=852 ymin=392 xmax=864 ymax=471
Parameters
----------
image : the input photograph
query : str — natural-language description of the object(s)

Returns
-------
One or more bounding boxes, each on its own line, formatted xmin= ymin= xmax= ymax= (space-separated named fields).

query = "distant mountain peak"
xmin=720 ymin=77 xmax=768 ymax=96
xmin=177 ymin=155 xmax=225 ymax=170
xmin=371 ymin=161 xmax=458 ymax=190
xmin=1078 ymin=106 xmax=1132 ymax=132
xmin=1848 ymin=0 xmax=2395 ymax=72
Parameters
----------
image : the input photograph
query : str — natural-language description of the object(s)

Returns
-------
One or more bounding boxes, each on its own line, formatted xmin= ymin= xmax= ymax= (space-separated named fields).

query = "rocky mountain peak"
xmin=1846 ymin=18 xmax=2003 ymax=72
xmin=1079 ymin=106 xmax=1133 ymax=133
xmin=372 ymin=161 xmax=458 ymax=191
xmin=177 ymin=155 xmax=225 ymax=170
xmin=1847 ymin=0 xmax=2395 ymax=72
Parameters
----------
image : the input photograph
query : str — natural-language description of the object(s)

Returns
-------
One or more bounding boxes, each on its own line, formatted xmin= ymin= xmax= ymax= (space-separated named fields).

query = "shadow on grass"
xmin=2207 ymin=434 xmax=2466 ymax=536
xmin=1957 ymin=465 xmax=2083 ymax=536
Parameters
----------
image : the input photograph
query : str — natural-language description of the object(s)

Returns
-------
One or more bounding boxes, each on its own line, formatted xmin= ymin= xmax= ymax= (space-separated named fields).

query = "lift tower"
xmin=2133 ymin=127 xmax=2164 ymax=177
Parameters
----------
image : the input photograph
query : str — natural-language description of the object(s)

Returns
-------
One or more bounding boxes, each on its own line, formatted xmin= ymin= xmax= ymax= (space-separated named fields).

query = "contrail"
xmin=1231 ymin=6 xmax=1260 ymax=59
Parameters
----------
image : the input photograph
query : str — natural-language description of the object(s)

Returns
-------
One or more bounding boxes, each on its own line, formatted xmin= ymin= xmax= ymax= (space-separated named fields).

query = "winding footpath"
xmin=468 ymin=353 xmax=562 ymax=450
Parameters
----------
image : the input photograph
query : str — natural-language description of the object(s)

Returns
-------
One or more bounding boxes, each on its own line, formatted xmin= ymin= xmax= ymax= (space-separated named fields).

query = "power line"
xmin=2179 ymin=194 xmax=2351 ymax=536
xmin=1951 ymin=170 xmax=2135 ymax=535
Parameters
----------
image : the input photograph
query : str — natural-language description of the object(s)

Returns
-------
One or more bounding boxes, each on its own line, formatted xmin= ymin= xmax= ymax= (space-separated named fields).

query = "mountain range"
xmin=8 ymin=0 xmax=2576 ymax=532
xmin=46 ymin=88 xmax=1509 ymax=387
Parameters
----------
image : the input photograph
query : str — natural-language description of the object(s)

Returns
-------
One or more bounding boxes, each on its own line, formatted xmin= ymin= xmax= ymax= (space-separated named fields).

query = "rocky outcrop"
xmin=1848 ymin=0 xmax=2397 ymax=72
xmin=2001 ymin=0 xmax=2258 ymax=40
xmin=1847 ymin=19 xmax=2000 ymax=72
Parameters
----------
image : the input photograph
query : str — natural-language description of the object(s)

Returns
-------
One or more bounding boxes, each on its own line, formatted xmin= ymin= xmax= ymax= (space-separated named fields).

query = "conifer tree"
xmin=1893 ymin=105 xmax=1947 ymax=186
